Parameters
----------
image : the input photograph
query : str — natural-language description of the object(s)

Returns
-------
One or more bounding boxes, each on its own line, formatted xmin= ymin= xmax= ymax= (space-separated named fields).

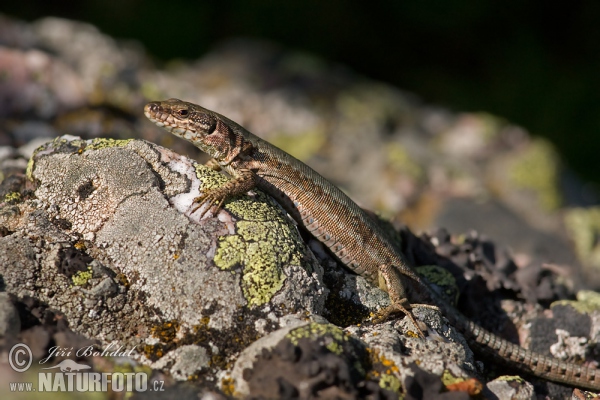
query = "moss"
xmin=509 ymin=138 xmax=561 ymax=211
xmin=71 ymin=267 xmax=93 ymax=286
xmin=193 ymin=165 xmax=307 ymax=307
xmin=564 ymin=207 xmax=600 ymax=269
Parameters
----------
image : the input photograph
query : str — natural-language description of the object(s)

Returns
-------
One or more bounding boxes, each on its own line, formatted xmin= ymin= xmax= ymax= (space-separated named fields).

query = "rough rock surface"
xmin=2 ymin=137 xmax=329 ymax=390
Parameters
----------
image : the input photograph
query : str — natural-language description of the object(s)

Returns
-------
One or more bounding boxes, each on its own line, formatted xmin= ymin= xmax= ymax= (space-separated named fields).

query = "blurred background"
xmin=4 ymin=0 xmax=600 ymax=185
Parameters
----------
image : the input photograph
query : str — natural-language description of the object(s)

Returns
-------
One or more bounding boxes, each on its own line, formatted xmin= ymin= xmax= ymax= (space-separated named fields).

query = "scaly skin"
xmin=145 ymin=98 xmax=600 ymax=391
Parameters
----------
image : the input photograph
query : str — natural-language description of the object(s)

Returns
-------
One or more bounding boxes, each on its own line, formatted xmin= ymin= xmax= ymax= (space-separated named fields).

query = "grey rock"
xmin=486 ymin=376 xmax=535 ymax=400
xmin=1 ymin=136 xmax=326 ymax=384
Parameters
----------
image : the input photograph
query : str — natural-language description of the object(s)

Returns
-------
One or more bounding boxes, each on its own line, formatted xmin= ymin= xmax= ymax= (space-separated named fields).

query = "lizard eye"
xmin=177 ymin=109 xmax=189 ymax=118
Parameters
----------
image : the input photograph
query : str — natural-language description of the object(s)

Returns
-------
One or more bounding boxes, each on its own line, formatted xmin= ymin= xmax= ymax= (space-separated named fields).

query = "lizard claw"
xmin=191 ymin=190 xmax=227 ymax=218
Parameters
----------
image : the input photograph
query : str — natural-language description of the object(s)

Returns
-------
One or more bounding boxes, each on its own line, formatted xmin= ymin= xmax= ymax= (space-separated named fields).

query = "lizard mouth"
xmin=144 ymin=102 xmax=169 ymax=127
xmin=144 ymin=102 xmax=194 ymax=135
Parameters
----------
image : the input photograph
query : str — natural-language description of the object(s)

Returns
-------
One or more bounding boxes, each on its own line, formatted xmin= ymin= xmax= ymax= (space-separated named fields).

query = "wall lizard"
xmin=145 ymin=98 xmax=600 ymax=391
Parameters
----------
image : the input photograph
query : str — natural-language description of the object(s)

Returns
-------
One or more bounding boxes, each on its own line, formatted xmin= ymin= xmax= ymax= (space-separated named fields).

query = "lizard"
xmin=144 ymin=98 xmax=600 ymax=391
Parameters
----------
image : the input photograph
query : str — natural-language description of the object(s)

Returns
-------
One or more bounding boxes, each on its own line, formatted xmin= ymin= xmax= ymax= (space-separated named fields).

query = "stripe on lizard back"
xmin=144 ymin=98 xmax=600 ymax=391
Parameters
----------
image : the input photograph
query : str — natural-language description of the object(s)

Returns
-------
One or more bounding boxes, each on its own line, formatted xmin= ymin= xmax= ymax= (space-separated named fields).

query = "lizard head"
xmin=144 ymin=98 xmax=248 ymax=164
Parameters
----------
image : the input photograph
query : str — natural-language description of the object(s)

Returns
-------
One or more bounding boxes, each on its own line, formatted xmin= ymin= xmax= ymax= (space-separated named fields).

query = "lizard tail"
xmin=447 ymin=309 xmax=600 ymax=391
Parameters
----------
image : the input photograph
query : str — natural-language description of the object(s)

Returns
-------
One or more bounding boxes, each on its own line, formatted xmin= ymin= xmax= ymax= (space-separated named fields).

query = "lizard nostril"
xmin=144 ymin=102 xmax=161 ymax=114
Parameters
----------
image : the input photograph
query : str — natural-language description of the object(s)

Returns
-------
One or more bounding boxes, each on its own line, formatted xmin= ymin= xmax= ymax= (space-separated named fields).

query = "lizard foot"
xmin=372 ymin=303 xmax=426 ymax=338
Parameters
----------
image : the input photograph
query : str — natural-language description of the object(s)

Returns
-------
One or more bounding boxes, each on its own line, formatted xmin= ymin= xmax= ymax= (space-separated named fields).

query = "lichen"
xmin=415 ymin=265 xmax=458 ymax=305
xmin=441 ymin=369 xmax=463 ymax=386
xmin=220 ymin=376 xmax=236 ymax=397
xmin=286 ymin=323 xmax=348 ymax=355
xmin=26 ymin=136 xmax=133 ymax=181
xmin=366 ymin=348 xmax=402 ymax=394
xmin=495 ymin=375 xmax=526 ymax=383
xmin=3 ymin=192 xmax=21 ymax=204
xmin=84 ymin=138 xmax=133 ymax=151
xmin=576 ymin=290 xmax=600 ymax=310
xmin=71 ymin=267 xmax=93 ymax=286
xmin=551 ymin=291 xmax=600 ymax=314
xmin=194 ymin=164 xmax=306 ymax=307
xmin=379 ymin=373 xmax=402 ymax=393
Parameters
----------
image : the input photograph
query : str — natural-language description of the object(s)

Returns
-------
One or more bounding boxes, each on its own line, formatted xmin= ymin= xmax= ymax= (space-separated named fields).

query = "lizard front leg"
xmin=192 ymin=167 xmax=257 ymax=217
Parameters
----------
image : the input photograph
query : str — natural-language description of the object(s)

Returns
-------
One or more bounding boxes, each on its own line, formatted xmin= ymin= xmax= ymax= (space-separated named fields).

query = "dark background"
xmin=4 ymin=0 xmax=600 ymax=186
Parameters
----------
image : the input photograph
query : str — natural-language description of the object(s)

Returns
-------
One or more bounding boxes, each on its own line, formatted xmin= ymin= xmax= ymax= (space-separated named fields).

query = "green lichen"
xmin=441 ymin=370 xmax=463 ymax=386
xmin=367 ymin=348 xmax=402 ymax=395
xmin=576 ymin=290 xmax=600 ymax=310
xmin=495 ymin=375 xmax=526 ymax=383
xmin=509 ymin=138 xmax=562 ymax=211
xmin=4 ymin=192 xmax=21 ymax=204
xmin=85 ymin=138 xmax=133 ymax=151
xmin=564 ymin=207 xmax=600 ymax=270
xmin=26 ymin=143 xmax=49 ymax=181
xmin=415 ymin=265 xmax=458 ymax=305
xmin=71 ymin=267 xmax=93 ymax=286
xmin=286 ymin=323 xmax=348 ymax=355
xmin=551 ymin=290 xmax=600 ymax=314
xmin=194 ymin=165 xmax=306 ymax=307
xmin=379 ymin=373 xmax=402 ymax=393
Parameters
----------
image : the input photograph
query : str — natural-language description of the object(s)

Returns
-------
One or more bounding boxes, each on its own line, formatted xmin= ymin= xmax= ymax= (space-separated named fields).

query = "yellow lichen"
xmin=286 ymin=323 xmax=348 ymax=355
xmin=85 ymin=138 xmax=133 ymax=151
xmin=193 ymin=164 xmax=306 ymax=307
xmin=415 ymin=265 xmax=458 ymax=305
xmin=71 ymin=267 xmax=93 ymax=286
xmin=551 ymin=291 xmax=600 ymax=314
xmin=379 ymin=373 xmax=402 ymax=393
xmin=4 ymin=192 xmax=21 ymax=204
